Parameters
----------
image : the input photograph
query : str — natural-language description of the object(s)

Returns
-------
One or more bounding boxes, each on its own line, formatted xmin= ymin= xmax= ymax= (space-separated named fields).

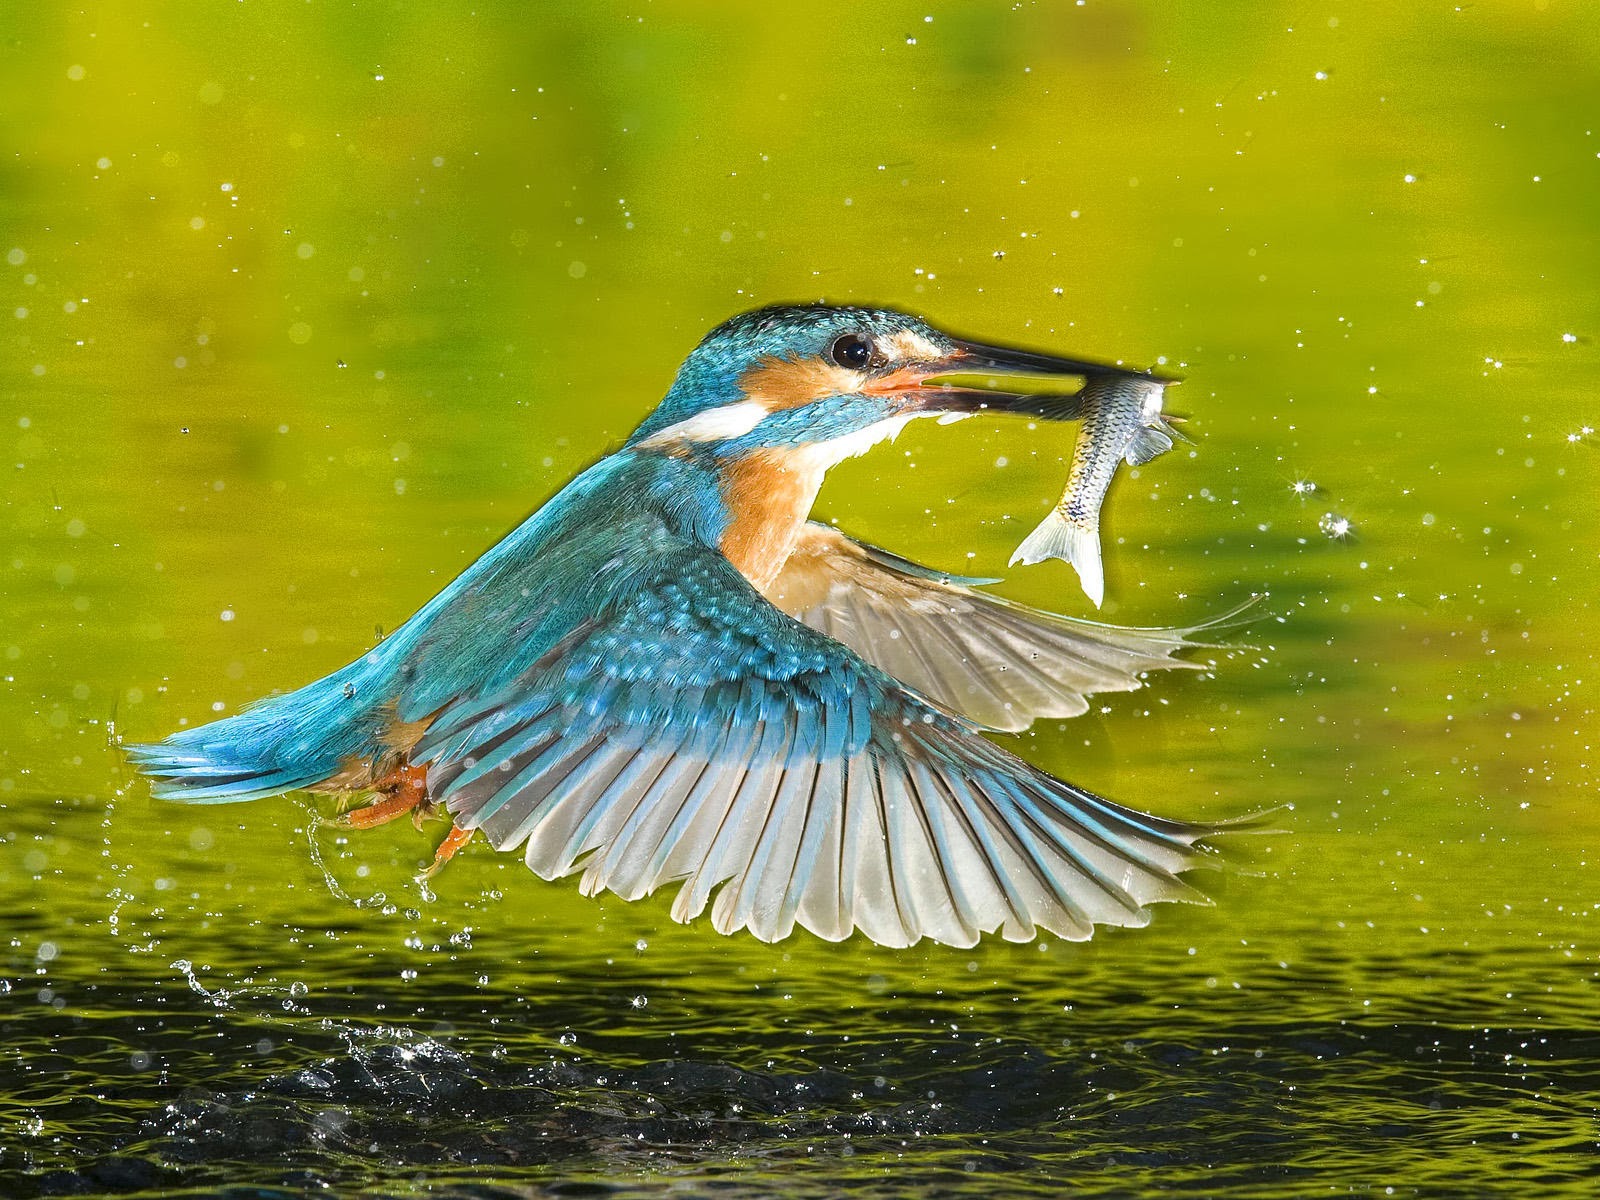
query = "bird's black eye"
xmin=829 ymin=333 xmax=874 ymax=370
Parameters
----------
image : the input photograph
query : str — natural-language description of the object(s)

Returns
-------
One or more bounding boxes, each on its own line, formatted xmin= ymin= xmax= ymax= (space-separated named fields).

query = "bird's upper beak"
xmin=869 ymin=336 xmax=1170 ymax=420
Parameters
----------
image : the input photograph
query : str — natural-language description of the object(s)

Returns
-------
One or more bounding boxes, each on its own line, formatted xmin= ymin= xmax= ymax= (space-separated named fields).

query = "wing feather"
xmin=582 ymin=751 xmax=711 ymax=898
xmin=411 ymin=539 xmax=1234 ymax=946
xmin=919 ymin=765 xmax=1034 ymax=942
xmin=837 ymin=751 xmax=909 ymax=947
xmin=765 ymin=523 xmax=1235 ymax=731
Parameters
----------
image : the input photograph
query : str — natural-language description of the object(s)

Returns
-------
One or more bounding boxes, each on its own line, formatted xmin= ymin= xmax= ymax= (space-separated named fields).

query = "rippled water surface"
xmin=3 ymin=3 xmax=1598 ymax=1196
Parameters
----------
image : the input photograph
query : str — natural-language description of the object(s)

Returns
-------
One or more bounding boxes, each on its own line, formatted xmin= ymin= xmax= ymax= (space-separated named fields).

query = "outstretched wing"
xmin=763 ymin=523 xmax=1220 ymax=732
xmin=409 ymin=536 xmax=1223 ymax=948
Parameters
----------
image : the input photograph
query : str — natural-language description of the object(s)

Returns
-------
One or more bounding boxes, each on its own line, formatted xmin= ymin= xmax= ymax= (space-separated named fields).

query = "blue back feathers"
xmin=129 ymin=450 xmax=738 ymax=800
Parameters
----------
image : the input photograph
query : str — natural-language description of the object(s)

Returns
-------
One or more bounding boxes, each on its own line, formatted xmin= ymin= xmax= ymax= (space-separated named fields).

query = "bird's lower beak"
xmin=878 ymin=337 xmax=1169 ymax=421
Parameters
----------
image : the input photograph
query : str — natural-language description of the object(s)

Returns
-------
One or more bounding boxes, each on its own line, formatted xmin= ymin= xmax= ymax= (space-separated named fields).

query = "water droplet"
xmin=1318 ymin=512 xmax=1354 ymax=539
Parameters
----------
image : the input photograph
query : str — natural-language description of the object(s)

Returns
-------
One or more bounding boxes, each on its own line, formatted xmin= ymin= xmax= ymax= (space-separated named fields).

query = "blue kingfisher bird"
xmin=130 ymin=304 xmax=1240 ymax=949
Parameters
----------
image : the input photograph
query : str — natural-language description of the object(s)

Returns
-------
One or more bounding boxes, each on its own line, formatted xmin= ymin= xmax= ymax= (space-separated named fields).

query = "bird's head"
xmin=628 ymin=304 xmax=1157 ymax=468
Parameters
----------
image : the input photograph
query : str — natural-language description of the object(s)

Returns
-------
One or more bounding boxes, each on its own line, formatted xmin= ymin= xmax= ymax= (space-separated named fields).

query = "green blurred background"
xmin=2 ymin=2 xmax=1598 ymax=1195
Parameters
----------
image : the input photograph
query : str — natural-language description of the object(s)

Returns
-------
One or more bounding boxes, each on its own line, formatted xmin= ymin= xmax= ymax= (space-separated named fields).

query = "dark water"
xmin=8 ymin=933 xmax=1597 ymax=1196
xmin=7 ymin=823 xmax=1597 ymax=1196
xmin=5 ymin=2 xmax=1600 ymax=1196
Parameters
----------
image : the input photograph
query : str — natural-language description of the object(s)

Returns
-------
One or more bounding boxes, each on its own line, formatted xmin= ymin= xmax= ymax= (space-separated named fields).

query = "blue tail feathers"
xmin=128 ymin=660 xmax=392 ymax=804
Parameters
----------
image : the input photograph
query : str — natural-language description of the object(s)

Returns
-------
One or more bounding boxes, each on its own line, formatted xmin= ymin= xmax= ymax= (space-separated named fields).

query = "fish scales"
xmin=1009 ymin=374 xmax=1177 ymax=607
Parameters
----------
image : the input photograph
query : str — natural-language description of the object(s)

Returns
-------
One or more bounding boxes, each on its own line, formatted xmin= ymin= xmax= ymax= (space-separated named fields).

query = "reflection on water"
xmin=3 ymin=1 xmax=1599 ymax=1196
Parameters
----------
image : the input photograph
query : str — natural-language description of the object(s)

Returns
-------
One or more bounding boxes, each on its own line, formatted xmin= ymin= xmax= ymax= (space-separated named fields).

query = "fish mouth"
xmin=871 ymin=336 xmax=1173 ymax=420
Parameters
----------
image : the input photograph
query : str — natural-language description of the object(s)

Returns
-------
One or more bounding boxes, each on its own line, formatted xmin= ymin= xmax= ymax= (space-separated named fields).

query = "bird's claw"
xmin=415 ymin=824 xmax=475 ymax=884
xmin=338 ymin=763 xmax=431 ymax=830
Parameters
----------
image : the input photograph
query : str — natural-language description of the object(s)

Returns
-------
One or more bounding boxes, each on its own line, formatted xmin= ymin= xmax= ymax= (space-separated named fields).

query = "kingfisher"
xmin=130 ymin=304 xmax=1240 ymax=949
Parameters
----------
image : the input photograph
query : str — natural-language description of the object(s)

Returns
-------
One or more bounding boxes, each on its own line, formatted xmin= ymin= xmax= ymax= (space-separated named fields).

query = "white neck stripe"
xmin=634 ymin=399 xmax=768 ymax=450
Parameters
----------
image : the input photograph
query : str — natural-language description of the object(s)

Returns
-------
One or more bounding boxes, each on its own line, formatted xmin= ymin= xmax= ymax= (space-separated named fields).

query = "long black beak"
xmin=949 ymin=337 xmax=1162 ymax=382
xmin=901 ymin=336 xmax=1174 ymax=421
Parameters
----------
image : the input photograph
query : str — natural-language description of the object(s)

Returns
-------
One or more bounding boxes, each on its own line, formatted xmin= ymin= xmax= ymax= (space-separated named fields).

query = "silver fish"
xmin=1009 ymin=374 xmax=1177 ymax=607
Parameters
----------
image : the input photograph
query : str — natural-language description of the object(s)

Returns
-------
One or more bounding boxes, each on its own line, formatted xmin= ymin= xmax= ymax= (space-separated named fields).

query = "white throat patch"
xmin=789 ymin=413 xmax=923 ymax=472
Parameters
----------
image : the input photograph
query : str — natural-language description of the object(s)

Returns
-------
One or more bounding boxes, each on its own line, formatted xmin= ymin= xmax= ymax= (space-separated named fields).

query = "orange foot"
xmin=337 ymin=763 xmax=476 ymax=879
xmin=419 ymin=823 xmax=475 ymax=881
xmin=340 ymin=763 xmax=433 ymax=830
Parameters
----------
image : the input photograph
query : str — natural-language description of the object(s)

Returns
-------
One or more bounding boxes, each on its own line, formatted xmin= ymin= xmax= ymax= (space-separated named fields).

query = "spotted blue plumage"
xmin=129 ymin=303 xmax=1242 ymax=947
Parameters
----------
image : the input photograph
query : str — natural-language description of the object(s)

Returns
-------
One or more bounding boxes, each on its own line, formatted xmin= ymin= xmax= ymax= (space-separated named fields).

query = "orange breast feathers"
xmin=717 ymin=449 xmax=828 ymax=591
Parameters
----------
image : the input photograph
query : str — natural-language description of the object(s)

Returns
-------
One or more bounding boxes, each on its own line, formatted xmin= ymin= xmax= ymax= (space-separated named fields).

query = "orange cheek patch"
xmin=740 ymin=356 xmax=862 ymax=412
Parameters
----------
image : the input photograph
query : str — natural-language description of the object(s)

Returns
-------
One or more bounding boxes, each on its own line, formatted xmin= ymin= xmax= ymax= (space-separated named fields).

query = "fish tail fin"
xmin=1009 ymin=511 xmax=1105 ymax=607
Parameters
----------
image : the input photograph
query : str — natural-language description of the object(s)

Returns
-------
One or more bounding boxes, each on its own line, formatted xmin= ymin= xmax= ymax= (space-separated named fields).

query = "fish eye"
xmin=829 ymin=333 xmax=874 ymax=370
